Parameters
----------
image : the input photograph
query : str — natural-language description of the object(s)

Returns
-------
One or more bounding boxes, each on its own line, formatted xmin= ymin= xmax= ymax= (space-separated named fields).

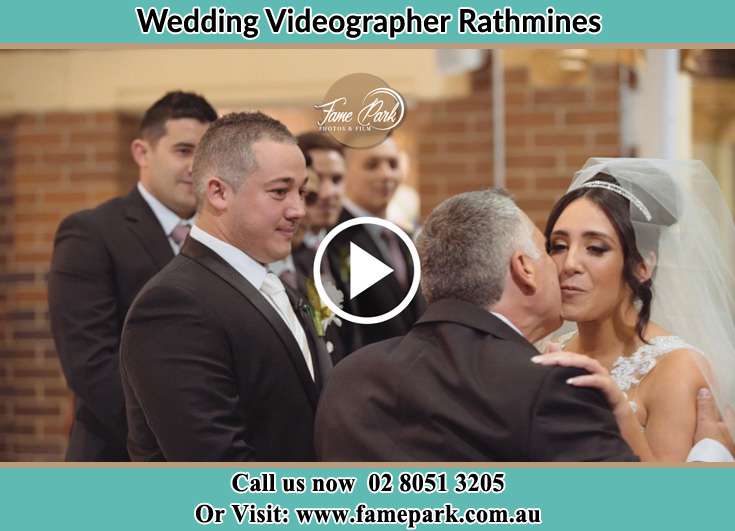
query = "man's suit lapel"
xmin=123 ymin=187 xmax=174 ymax=269
xmin=277 ymin=248 xmax=334 ymax=386
xmin=285 ymin=287 xmax=333 ymax=390
xmin=181 ymin=238 xmax=321 ymax=408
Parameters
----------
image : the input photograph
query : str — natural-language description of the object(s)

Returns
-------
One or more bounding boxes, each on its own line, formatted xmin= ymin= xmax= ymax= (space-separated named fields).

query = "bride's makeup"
xmin=546 ymin=197 xmax=628 ymax=322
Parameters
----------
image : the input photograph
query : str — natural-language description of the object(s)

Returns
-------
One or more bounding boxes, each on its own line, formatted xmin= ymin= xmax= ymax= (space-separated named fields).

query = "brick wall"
xmin=416 ymin=58 xmax=625 ymax=227
xmin=0 ymin=112 xmax=138 ymax=461
xmin=0 ymin=117 xmax=16 ymax=460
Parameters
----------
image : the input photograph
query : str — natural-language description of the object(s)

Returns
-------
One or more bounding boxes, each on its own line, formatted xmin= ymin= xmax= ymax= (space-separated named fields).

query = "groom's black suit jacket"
xmin=315 ymin=299 xmax=638 ymax=461
xmin=120 ymin=237 xmax=332 ymax=461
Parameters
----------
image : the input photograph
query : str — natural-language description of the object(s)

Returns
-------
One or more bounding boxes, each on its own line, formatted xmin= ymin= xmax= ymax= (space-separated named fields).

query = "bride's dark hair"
xmin=544 ymin=173 xmax=654 ymax=342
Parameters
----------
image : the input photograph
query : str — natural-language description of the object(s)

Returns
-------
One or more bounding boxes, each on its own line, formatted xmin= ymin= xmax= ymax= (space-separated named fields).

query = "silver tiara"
xmin=580 ymin=181 xmax=652 ymax=222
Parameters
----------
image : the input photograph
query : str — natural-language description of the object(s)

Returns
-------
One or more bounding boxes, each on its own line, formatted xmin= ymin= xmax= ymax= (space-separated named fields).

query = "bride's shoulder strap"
xmin=612 ymin=336 xmax=699 ymax=392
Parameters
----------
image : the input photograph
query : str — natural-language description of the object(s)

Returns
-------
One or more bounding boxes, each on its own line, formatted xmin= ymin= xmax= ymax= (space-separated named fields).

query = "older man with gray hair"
xmin=314 ymin=189 xmax=638 ymax=461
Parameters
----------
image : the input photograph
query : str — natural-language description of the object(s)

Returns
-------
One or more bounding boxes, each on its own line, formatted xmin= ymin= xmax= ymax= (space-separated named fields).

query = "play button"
xmin=313 ymin=216 xmax=421 ymax=325
xmin=349 ymin=242 xmax=393 ymax=299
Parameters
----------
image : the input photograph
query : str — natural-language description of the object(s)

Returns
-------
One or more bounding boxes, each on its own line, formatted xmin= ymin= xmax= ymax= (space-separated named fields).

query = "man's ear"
xmin=635 ymin=251 xmax=656 ymax=283
xmin=205 ymin=176 xmax=230 ymax=211
xmin=130 ymin=138 xmax=149 ymax=168
xmin=510 ymin=251 xmax=537 ymax=295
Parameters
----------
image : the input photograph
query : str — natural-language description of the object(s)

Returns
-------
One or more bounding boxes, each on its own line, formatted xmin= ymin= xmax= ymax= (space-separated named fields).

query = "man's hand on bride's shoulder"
xmin=531 ymin=349 xmax=631 ymax=418
xmin=531 ymin=348 xmax=654 ymax=460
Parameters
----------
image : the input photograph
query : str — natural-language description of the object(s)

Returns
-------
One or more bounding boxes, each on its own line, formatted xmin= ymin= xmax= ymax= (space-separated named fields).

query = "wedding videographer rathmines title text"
xmin=135 ymin=6 xmax=603 ymax=41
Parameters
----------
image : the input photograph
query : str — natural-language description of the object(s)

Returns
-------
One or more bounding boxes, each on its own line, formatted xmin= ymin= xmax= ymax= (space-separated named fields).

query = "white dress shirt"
xmin=188 ymin=225 xmax=314 ymax=379
xmin=268 ymin=254 xmax=297 ymax=278
xmin=490 ymin=311 xmax=524 ymax=337
xmin=302 ymin=229 xmax=327 ymax=250
xmin=137 ymin=182 xmax=193 ymax=254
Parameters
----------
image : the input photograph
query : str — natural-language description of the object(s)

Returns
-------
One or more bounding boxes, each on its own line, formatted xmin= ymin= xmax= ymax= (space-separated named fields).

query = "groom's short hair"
xmin=191 ymin=111 xmax=296 ymax=209
xmin=416 ymin=189 xmax=539 ymax=307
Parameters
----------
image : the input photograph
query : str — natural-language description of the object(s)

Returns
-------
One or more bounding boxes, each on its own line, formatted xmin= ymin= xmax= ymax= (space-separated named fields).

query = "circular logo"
xmin=313 ymin=217 xmax=421 ymax=325
xmin=314 ymin=73 xmax=406 ymax=148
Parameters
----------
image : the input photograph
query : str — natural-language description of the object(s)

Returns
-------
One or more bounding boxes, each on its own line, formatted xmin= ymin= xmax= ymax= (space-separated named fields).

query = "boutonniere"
xmin=305 ymin=277 xmax=343 ymax=337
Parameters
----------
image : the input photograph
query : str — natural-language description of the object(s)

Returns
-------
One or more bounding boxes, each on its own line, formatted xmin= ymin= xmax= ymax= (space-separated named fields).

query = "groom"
xmin=121 ymin=112 xmax=331 ymax=460
xmin=315 ymin=189 xmax=637 ymax=461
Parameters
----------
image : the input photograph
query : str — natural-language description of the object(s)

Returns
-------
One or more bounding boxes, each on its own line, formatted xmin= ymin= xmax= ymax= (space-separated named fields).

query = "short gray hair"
xmin=416 ymin=189 xmax=541 ymax=307
xmin=191 ymin=112 xmax=296 ymax=209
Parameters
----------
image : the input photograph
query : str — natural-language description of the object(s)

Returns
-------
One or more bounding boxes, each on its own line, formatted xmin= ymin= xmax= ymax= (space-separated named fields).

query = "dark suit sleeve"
xmin=48 ymin=213 xmax=126 ymax=440
xmin=528 ymin=366 xmax=639 ymax=462
xmin=121 ymin=284 xmax=253 ymax=461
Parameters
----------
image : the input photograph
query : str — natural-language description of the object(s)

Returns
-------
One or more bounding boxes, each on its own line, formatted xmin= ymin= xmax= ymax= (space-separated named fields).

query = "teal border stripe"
xmin=1 ymin=1 xmax=734 ymax=44
xmin=2 ymin=467 xmax=733 ymax=530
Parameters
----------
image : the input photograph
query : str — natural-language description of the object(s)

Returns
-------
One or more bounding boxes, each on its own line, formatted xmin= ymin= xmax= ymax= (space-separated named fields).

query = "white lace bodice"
xmin=556 ymin=333 xmax=695 ymax=415
xmin=610 ymin=336 xmax=693 ymax=392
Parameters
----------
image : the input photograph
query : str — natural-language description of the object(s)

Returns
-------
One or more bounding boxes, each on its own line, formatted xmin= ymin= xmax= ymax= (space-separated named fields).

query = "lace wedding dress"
xmin=561 ymin=158 xmax=735 ymax=440
xmin=610 ymin=336 xmax=694 ymax=415
xmin=557 ymin=332 xmax=694 ymax=417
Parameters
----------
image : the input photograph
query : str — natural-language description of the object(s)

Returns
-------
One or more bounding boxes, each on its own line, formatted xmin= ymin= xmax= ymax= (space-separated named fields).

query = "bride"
xmin=533 ymin=158 xmax=735 ymax=461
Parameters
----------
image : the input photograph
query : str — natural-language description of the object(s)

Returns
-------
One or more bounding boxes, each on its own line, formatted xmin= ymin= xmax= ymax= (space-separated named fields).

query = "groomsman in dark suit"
xmin=48 ymin=91 xmax=217 ymax=461
xmin=333 ymin=137 xmax=425 ymax=350
xmin=286 ymin=132 xmax=352 ymax=361
xmin=315 ymin=190 xmax=638 ymax=461
xmin=120 ymin=112 xmax=331 ymax=461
